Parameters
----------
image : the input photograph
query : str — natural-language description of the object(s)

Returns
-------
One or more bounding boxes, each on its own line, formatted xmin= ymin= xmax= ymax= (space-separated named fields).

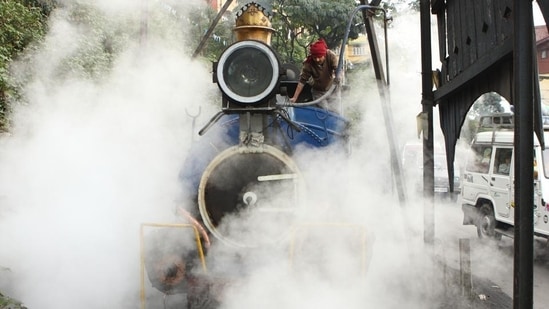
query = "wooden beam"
xmin=432 ymin=0 xmax=445 ymax=14
xmin=433 ymin=38 xmax=512 ymax=102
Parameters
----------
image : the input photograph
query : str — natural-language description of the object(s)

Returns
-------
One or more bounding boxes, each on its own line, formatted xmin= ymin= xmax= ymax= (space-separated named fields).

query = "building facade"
xmin=536 ymin=26 xmax=549 ymax=75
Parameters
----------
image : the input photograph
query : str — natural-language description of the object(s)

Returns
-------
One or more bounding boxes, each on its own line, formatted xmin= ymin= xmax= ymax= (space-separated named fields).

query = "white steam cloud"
xmin=0 ymin=2 xmax=511 ymax=309
xmin=0 ymin=0 xmax=215 ymax=307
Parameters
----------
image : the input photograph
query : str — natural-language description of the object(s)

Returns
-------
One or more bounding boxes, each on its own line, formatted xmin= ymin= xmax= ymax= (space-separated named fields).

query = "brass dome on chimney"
xmin=233 ymin=2 xmax=275 ymax=44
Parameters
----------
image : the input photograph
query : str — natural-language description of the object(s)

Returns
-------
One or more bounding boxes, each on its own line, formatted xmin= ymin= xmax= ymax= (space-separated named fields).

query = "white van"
xmin=461 ymin=116 xmax=549 ymax=239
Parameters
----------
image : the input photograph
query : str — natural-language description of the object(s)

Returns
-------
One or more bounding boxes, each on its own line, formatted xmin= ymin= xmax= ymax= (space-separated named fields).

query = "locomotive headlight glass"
xmin=216 ymin=41 xmax=280 ymax=104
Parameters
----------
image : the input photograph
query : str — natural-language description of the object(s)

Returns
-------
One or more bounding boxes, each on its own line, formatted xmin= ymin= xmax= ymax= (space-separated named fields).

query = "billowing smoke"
xmin=0 ymin=1 xmax=513 ymax=309
xmin=0 ymin=0 xmax=217 ymax=307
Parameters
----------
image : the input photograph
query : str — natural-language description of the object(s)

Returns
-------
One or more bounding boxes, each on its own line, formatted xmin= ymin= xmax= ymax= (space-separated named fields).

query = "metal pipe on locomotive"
xmin=141 ymin=2 xmax=351 ymax=307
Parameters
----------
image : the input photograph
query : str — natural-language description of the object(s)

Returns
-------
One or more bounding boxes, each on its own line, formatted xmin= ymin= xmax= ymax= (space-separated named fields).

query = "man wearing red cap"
xmin=289 ymin=39 xmax=340 ymax=112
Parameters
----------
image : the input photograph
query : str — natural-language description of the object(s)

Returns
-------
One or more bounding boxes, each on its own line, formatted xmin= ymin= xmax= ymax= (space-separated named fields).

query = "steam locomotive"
xmin=140 ymin=2 xmax=355 ymax=307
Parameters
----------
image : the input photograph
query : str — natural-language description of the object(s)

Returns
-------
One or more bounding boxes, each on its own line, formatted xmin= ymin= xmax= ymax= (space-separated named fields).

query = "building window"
xmin=542 ymin=50 xmax=547 ymax=59
xmin=352 ymin=46 xmax=365 ymax=56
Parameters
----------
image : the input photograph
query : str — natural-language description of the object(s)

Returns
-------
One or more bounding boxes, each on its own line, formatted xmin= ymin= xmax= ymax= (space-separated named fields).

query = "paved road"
xmin=433 ymin=197 xmax=549 ymax=309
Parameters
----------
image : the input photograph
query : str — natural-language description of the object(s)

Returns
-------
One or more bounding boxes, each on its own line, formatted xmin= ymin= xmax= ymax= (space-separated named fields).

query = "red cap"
xmin=309 ymin=39 xmax=327 ymax=57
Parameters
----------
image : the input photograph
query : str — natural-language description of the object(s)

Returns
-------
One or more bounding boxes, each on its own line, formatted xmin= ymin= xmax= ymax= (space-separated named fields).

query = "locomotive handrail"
xmin=198 ymin=110 xmax=225 ymax=136
xmin=198 ymin=108 xmax=304 ymax=137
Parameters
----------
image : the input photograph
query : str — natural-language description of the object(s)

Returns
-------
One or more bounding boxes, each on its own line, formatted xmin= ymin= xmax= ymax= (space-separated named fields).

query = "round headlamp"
xmin=216 ymin=40 xmax=280 ymax=105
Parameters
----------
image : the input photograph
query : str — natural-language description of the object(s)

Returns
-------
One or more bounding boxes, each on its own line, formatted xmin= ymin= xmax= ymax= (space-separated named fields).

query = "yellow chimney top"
xmin=234 ymin=2 xmax=275 ymax=44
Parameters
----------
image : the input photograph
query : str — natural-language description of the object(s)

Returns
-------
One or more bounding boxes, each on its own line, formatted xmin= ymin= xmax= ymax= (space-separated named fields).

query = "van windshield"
xmin=465 ymin=145 xmax=492 ymax=173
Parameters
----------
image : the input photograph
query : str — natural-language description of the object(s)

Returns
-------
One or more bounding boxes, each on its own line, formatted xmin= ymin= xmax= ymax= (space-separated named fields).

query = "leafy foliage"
xmin=380 ymin=0 xmax=420 ymax=16
xmin=460 ymin=92 xmax=508 ymax=142
xmin=185 ymin=5 xmax=234 ymax=62
xmin=271 ymin=0 xmax=362 ymax=65
xmin=0 ymin=0 xmax=48 ymax=131
xmin=470 ymin=92 xmax=507 ymax=117
xmin=46 ymin=2 xmax=142 ymax=81
xmin=0 ymin=290 xmax=26 ymax=309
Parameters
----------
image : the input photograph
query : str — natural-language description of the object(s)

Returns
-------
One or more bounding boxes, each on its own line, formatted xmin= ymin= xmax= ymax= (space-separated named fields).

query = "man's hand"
xmin=291 ymin=83 xmax=304 ymax=103
xmin=333 ymin=76 xmax=341 ymax=85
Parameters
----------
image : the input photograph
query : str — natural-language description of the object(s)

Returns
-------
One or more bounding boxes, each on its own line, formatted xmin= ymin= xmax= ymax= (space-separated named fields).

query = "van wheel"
xmin=476 ymin=203 xmax=497 ymax=239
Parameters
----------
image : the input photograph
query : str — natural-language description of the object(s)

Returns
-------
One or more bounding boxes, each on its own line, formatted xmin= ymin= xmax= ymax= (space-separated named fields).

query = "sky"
xmin=535 ymin=4 xmax=546 ymax=26
xmin=0 ymin=1 xmax=537 ymax=308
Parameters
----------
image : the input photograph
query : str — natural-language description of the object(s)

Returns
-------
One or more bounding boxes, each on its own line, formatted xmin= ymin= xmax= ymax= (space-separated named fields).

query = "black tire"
xmin=476 ymin=203 xmax=497 ymax=239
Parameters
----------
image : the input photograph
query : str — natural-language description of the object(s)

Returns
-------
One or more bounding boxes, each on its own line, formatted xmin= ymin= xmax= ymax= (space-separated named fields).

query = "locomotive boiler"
xmin=141 ymin=2 xmax=352 ymax=307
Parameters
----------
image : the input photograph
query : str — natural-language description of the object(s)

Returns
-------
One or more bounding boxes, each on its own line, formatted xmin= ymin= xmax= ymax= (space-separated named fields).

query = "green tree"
xmin=0 ymin=290 xmax=26 ymax=309
xmin=460 ymin=92 xmax=507 ymax=142
xmin=47 ymin=2 xmax=142 ymax=81
xmin=271 ymin=0 xmax=362 ymax=65
xmin=0 ymin=0 xmax=48 ymax=131
xmin=20 ymin=0 xmax=56 ymax=17
xmin=380 ymin=0 xmax=420 ymax=16
xmin=185 ymin=5 xmax=234 ymax=62
xmin=470 ymin=92 xmax=506 ymax=117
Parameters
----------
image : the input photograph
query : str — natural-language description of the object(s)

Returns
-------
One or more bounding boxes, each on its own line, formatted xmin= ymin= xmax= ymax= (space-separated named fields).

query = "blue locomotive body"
xmin=181 ymin=105 xmax=349 ymax=193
